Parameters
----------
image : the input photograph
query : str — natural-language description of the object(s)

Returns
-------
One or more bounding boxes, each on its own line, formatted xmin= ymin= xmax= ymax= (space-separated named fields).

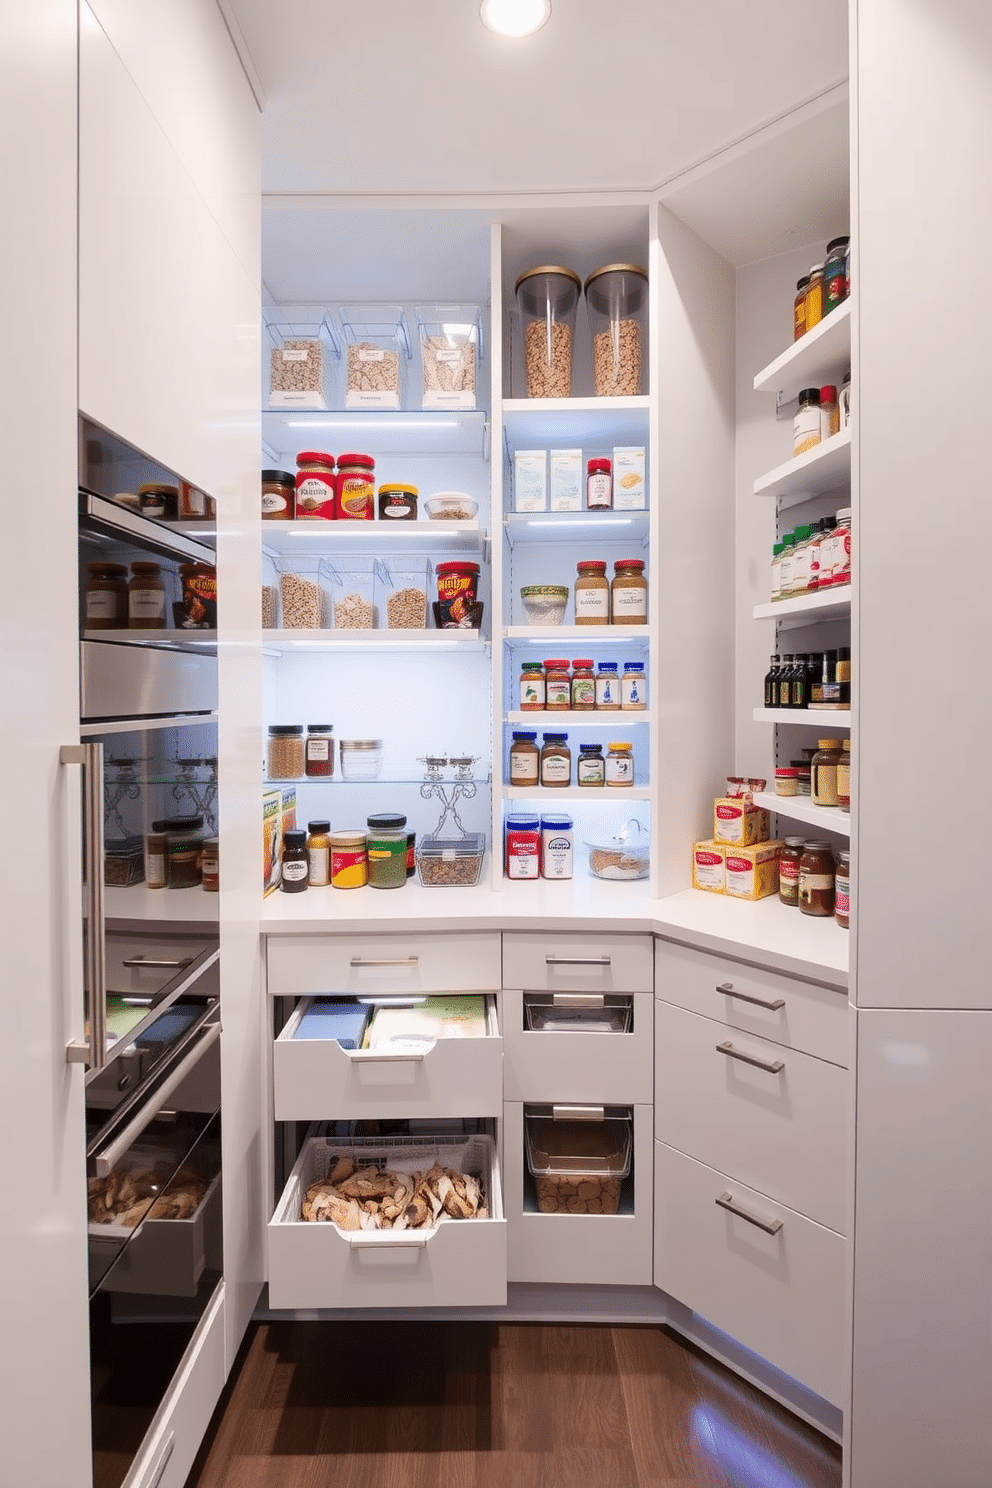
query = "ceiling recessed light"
xmin=480 ymin=0 xmax=551 ymax=38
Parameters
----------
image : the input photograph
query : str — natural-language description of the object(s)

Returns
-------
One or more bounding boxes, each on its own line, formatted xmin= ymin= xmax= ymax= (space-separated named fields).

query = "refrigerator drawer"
xmin=267 ymin=1134 xmax=506 ymax=1310
xmin=81 ymin=638 xmax=217 ymax=720
xmin=503 ymin=932 xmax=654 ymax=993
xmin=654 ymin=1141 xmax=846 ymax=1407
xmin=273 ymin=996 xmax=503 ymax=1121
xmin=267 ymin=932 xmax=502 ymax=997
xmin=502 ymin=990 xmax=653 ymax=1104
xmin=91 ymin=1168 xmax=222 ymax=1298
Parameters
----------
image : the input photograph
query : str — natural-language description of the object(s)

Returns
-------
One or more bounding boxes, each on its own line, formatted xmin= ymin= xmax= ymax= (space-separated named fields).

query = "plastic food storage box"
xmin=415 ymin=304 xmax=482 ymax=409
xmin=417 ymin=833 xmax=486 ymax=887
xmin=275 ymin=557 xmax=335 ymax=630
xmin=265 ymin=313 xmax=340 ymax=409
xmin=339 ymin=304 xmax=410 ymax=409
xmin=525 ymin=1108 xmax=632 ymax=1215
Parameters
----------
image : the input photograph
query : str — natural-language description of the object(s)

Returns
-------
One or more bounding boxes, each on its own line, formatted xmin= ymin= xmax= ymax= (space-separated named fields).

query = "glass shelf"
xmin=261 ymin=408 xmax=489 ymax=459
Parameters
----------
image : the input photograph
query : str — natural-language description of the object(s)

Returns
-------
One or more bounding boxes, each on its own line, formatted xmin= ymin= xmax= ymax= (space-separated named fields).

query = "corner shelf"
xmin=753 ymin=302 xmax=852 ymax=403
xmin=751 ymin=791 xmax=850 ymax=837
xmin=753 ymin=430 xmax=851 ymax=504
xmin=752 ymin=586 xmax=851 ymax=627
xmin=754 ymin=708 xmax=852 ymax=728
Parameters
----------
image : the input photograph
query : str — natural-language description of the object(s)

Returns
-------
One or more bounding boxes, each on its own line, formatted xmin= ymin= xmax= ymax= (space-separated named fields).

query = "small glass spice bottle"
xmin=86 ymin=562 xmax=129 ymax=630
xmin=304 ymin=724 xmax=334 ymax=777
xmin=621 ymin=662 xmax=647 ymax=710
xmin=574 ymin=561 xmax=610 ymax=624
xmin=540 ymin=733 xmax=571 ymax=788
xmin=611 ymin=560 xmax=647 ymax=625
xmin=811 ymin=738 xmax=843 ymax=807
xmin=793 ymin=275 xmax=810 ymax=340
xmin=544 ymin=659 xmax=571 ymax=711
xmin=510 ymin=731 xmax=540 ymax=788
xmin=577 ymin=743 xmax=606 ymax=786
xmin=306 ymin=821 xmax=331 ymax=886
xmin=586 ymin=458 xmax=612 ymax=509
xmin=571 ymin=659 xmax=595 ymax=710
xmin=837 ymin=739 xmax=851 ymax=813
xmin=146 ymin=824 xmax=168 ymax=890
xmin=823 ymin=237 xmax=850 ymax=315
xmin=366 ymin=813 xmax=409 ymax=890
xmin=834 ymin=849 xmax=851 ymax=929
xmin=519 ymin=661 xmax=546 ymax=711
xmin=128 ymin=561 xmax=166 ymax=629
xmin=793 ymin=389 xmax=822 ymax=458
xmin=595 ymin=661 xmax=620 ymax=710
xmin=201 ymin=837 xmax=219 ymax=892
xmin=280 ymin=830 xmax=309 ymax=893
xmin=819 ymin=384 xmax=840 ymax=440
xmin=804 ymin=264 xmax=825 ymax=331
xmin=606 ymin=741 xmax=634 ymax=787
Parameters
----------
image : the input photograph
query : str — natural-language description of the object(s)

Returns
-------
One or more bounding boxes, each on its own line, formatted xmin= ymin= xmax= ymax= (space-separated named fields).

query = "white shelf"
xmin=262 ymin=520 xmax=484 ymax=555
xmin=265 ymin=629 xmax=485 ymax=653
xmin=504 ymin=512 xmax=649 ymax=548
xmin=505 ymin=710 xmax=652 ymax=725
xmin=504 ymin=626 xmax=649 ymax=642
xmin=752 ymin=586 xmax=851 ymax=626
xmin=103 ymin=884 xmax=218 ymax=925
xmin=503 ymin=786 xmax=651 ymax=801
xmin=655 ymin=889 xmax=849 ymax=984
xmin=754 ymin=708 xmax=852 ymax=727
xmin=753 ymin=302 xmax=852 ymax=402
xmin=501 ymin=396 xmax=650 ymax=448
xmin=82 ymin=629 xmax=217 ymax=650
xmin=751 ymin=791 xmax=850 ymax=837
xmin=754 ymin=430 xmax=851 ymax=503
xmin=261 ymin=408 xmax=489 ymax=458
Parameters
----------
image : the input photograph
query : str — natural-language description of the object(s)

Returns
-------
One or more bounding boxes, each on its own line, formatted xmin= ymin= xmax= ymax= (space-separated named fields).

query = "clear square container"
xmin=265 ymin=312 xmax=340 ymax=409
xmin=274 ymin=558 xmax=334 ymax=630
xmin=339 ymin=304 xmax=411 ymax=409
xmin=523 ymin=994 xmax=632 ymax=1034
xmin=383 ymin=557 xmax=431 ymax=630
xmin=415 ymin=304 xmax=482 ymax=409
xmin=525 ymin=1106 xmax=632 ymax=1215
xmin=324 ymin=556 xmax=386 ymax=630
xmin=417 ymin=833 xmax=486 ymax=887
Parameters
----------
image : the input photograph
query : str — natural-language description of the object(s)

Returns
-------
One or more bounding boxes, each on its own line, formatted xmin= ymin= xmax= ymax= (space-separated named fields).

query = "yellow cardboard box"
xmin=724 ymin=840 xmax=783 ymax=901
xmin=692 ymin=840 xmax=727 ymax=894
xmin=713 ymin=797 xmax=769 ymax=846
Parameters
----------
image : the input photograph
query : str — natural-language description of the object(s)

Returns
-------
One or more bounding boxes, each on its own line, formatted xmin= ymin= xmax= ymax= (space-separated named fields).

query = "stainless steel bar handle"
xmin=551 ymin=993 xmax=606 ymax=1009
xmin=552 ymin=1103 xmax=604 ymax=1121
xmin=93 ymin=1021 xmax=221 ymax=1177
xmin=715 ymin=1190 xmax=783 ymax=1235
xmin=716 ymin=1040 xmax=785 ymax=1075
xmin=61 ymin=742 xmax=106 ymax=1071
xmin=716 ymin=981 xmax=785 ymax=1011
xmin=350 ymin=957 xmax=419 ymax=969
xmin=349 ymin=1233 xmax=427 ymax=1250
xmin=122 ymin=956 xmax=193 ymax=970
xmin=545 ymin=956 xmax=611 ymax=967
xmin=353 ymin=1049 xmax=427 ymax=1064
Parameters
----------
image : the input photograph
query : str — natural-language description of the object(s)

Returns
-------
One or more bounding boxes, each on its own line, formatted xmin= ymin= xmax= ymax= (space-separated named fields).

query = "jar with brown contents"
xmin=267 ymin=725 xmax=304 ymax=780
xmin=811 ymin=738 xmax=843 ymax=807
xmin=540 ymin=733 xmax=571 ymax=788
xmin=85 ymin=562 xmax=129 ymax=630
xmin=128 ymin=561 xmax=166 ymax=629
xmin=262 ymin=468 xmax=295 ymax=521
xmin=510 ymin=731 xmax=540 ymax=787
xmin=611 ymin=559 xmax=647 ymax=625
xmin=570 ymin=660 xmax=595 ymax=710
xmin=798 ymin=841 xmax=835 ymax=917
xmin=574 ymin=561 xmax=610 ymax=625
xmin=778 ymin=837 xmax=805 ymax=907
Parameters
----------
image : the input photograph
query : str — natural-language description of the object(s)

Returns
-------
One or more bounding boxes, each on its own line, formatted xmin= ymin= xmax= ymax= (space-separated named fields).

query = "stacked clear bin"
xmin=265 ymin=311 xmax=341 ymax=410
xmin=415 ymin=305 xmax=483 ymax=410
xmin=339 ymin=304 xmax=411 ymax=409
xmin=274 ymin=556 xmax=433 ymax=631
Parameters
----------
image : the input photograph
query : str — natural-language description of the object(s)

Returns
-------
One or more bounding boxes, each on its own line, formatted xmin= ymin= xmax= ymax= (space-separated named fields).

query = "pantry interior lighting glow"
xmin=480 ymin=0 xmax=551 ymax=37
xmin=285 ymin=418 xmax=461 ymax=429
xmin=525 ymin=518 xmax=634 ymax=528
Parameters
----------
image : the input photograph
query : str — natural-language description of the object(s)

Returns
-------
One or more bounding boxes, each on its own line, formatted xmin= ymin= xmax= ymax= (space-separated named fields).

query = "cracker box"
xmin=713 ymin=797 xmax=770 ymax=846
xmin=724 ymin=841 xmax=782 ymax=902
xmin=263 ymin=789 xmax=282 ymax=896
xmin=692 ymin=840 xmax=727 ymax=894
xmin=513 ymin=450 xmax=547 ymax=512
xmin=550 ymin=449 xmax=582 ymax=511
xmin=612 ymin=445 xmax=646 ymax=509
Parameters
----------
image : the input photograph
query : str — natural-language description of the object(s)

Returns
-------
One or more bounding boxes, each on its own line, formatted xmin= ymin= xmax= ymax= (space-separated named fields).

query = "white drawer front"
xmin=273 ymin=997 xmax=503 ymax=1121
xmin=128 ymin=1286 xmax=226 ymax=1488
xmin=502 ymin=990 xmax=653 ymax=1104
xmin=654 ymin=1142 xmax=846 ymax=1407
xmin=267 ymin=932 xmax=502 ymax=997
xmin=655 ymin=1001 xmax=847 ymax=1233
xmin=268 ymin=1135 xmax=506 ymax=1310
xmin=655 ymin=938 xmax=849 ymax=1066
xmin=503 ymin=933 xmax=654 ymax=993
xmin=504 ymin=1102 xmax=653 ymax=1285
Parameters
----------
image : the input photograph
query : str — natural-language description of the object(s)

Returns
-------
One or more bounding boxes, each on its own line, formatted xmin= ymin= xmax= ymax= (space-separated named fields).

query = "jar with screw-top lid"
xmin=583 ymin=263 xmax=649 ymax=397
xmin=540 ymin=733 xmax=571 ymax=788
xmin=510 ymin=731 xmax=540 ymax=787
xmin=793 ymin=389 xmax=822 ymax=458
xmin=834 ymin=850 xmax=851 ymax=928
xmin=574 ymin=561 xmax=610 ymax=624
xmin=606 ymin=742 xmax=634 ymax=787
xmin=811 ymin=738 xmax=843 ymax=806
xmin=515 ymin=266 xmax=581 ymax=399
xmin=305 ymin=724 xmax=334 ymax=777
xmin=366 ymin=813 xmax=409 ymax=890
xmin=804 ymin=265 xmax=825 ymax=330
xmin=794 ymin=276 xmax=810 ymax=339
xmin=621 ymin=662 xmax=646 ymax=710
xmin=824 ymin=237 xmax=850 ymax=315
xmin=779 ymin=838 xmax=805 ymax=907
xmin=519 ymin=661 xmax=545 ymax=711
xmin=128 ymin=562 xmax=166 ymax=628
xmin=586 ymin=458 xmax=612 ymax=510
xmin=611 ymin=560 xmax=647 ymax=624
xmin=306 ymin=821 xmax=331 ymax=887
xmin=837 ymin=739 xmax=851 ymax=812
xmin=262 ymin=469 xmax=296 ymax=520
xmin=571 ymin=660 xmax=595 ymax=710
xmin=577 ymin=743 xmax=605 ymax=786
xmin=280 ymin=830 xmax=308 ymax=893
xmin=799 ymin=842 xmax=835 ymax=917
xmin=267 ymin=725 xmax=304 ymax=780
xmin=544 ymin=659 xmax=571 ymax=711
xmin=86 ymin=562 xmax=129 ymax=630
xmin=595 ymin=662 xmax=620 ymax=710
xmin=336 ymin=453 xmax=375 ymax=520
xmin=294 ymin=451 xmax=336 ymax=520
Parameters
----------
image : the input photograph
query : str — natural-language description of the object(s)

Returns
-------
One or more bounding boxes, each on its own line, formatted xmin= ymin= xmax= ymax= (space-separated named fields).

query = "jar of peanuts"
xmin=514 ymin=266 xmax=581 ymax=399
xmin=584 ymin=264 xmax=649 ymax=397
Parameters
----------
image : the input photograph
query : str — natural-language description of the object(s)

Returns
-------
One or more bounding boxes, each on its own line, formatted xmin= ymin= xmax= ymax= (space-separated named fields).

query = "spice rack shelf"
xmin=82 ymin=629 xmax=217 ymax=651
xmin=753 ymin=302 xmax=852 ymax=402
xmin=752 ymin=587 xmax=851 ymax=626
xmin=260 ymin=408 xmax=490 ymax=459
xmin=504 ymin=513 xmax=650 ymax=549
xmin=263 ymin=629 xmax=485 ymax=653
xmin=504 ymin=786 xmax=651 ymax=802
xmin=753 ymin=708 xmax=852 ymax=727
xmin=504 ymin=626 xmax=650 ymax=642
xmin=753 ymin=430 xmax=851 ymax=504
xmin=505 ymin=710 xmax=652 ymax=725
xmin=262 ymin=521 xmax=484 ymax=555
xmin=751 ymin=791 xmax=851 ymax=837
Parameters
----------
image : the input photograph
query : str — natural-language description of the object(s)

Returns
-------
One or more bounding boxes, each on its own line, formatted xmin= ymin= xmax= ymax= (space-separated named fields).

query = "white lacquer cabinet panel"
xmin=502 ymin=932 xmax=654 ymax=994
xmin=267 ymin=933 xmax=502 ymax=997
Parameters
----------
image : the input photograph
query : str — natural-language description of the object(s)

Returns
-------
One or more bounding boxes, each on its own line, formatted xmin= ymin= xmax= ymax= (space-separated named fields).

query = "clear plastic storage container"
xmin=339 ymin=304 xmax=411 ymax=409
xmin=382 ymin=557 xmax=431 ymax=630
xmin=275 ymin=558 xmax=334 ymax=630
xmin=324 ymin=556 xmax=385 ymax=630
xmin=265 ymin=313 xmax=340 ymax=409
xmin=415 ymin=304 xmax=482 ymax=409
xmin=514 ymin=266 xmax=581 ymax=399
xmin=583 ymin=264 xmax=649 ymax=397
xmin=525 ymin=1107 xmax=632 ymax=1215
xmin=338 ymin=739 xmax=384 ymax=781
xmin=417 ymin=833 xmax=486 ymax=887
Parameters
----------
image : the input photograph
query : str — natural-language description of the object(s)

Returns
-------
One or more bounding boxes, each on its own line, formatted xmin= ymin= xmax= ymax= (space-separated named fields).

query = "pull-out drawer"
xmin=502 ymin=990 xmax=653 ymax=1104
xmin=655 ymin=1001 xmax=847 ymax=1233
xmin=267 ymin=932 xmax=502 ymax=998
xmin=655 ymin=938 xmax=849 ymax=1066
xmin=273 ymin=996 xmax=503 ymax=1120
xmin=654 ymin=1141 xmax=845 ymax=1408
xmin=503 ymin=1101 xmax=653 ymax=1285
xmin=268 ymin=1134 xmax=505 ymax=1310
xmin=503 ymin=933 xmax=654 ymax=994
xmin=95 ymin=1169 xmax=222 ymax=1298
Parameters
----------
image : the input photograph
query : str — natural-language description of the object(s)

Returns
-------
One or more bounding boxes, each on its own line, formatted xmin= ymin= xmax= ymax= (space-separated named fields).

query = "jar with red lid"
xmin=586 ymin=458 xmax=612 ymax=510
xmin=295 ymin=451 xmax=336 ymax=520
xmin=611 ymin=559 xmax=647 ymax=624
xmin=798 ymin=842 xmax=835 ymax=917
xmin=774 ymin=767 xmax=799 ymax=797
xmin=574 ymin=560 xmax=610 ymax=624
xmin=571 ymin=659 xmax=595 ymax=710
xmin=544 ymin=659 xmax=571 ymax=711
xmin=336 ymin=453 xmax=375 ymax=520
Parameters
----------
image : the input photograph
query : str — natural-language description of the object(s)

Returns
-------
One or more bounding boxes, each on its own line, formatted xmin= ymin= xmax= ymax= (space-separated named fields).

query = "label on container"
xmin=835 ymin=879 xmax=851 ymax=915
xmin=541 ymin=828 xmax=573 ymax=879
xmin=86 ymin=590 xmax=118 ymax=620
xmin=575 ymin=586 xmax=609 ymax=620
xmin=571 ymin=678 xmax=595 ymax=708
xmin=307 ymin=846 xmax=329 ymax=886
xmin=520 ymin=675 xmax=545 ymax=708
xmin=540 ymin=754 xmax=570 ymax=785
xmin=780 ymin=857 xmax=800 ymax=882
xmin=621 ymin=674 xmax=645 ymax=709
xmin=612 ymin=586 xmax=647 ymax=620
xmin=545 ymin=678 xmax=571 ymax=708
xmin=146 ymin=852 xmax=166 ymax=888
xmin=337 ymin=475 xmax=374 ymax=520
xmin=262 ymin=490 xmax=292 ymax=516
xmin=577 ymin=757 xmax=605 ymax=786
xmin=129 ymin=589 xmax=165 ymax=622
xmin=725 ymin=857 xmax=755 ymax=894
xmin=296 ymin=471 xmax=335 ymax=520
xmin=694 ymin=849 xmax=725 ymax=890
xmin=306 ymin=740 xmax=330 ymax=761
xmin=511 ymin=753 xmax=539 ymax=785
xmin=282 ymin=348 xmax=308 ymax=362
xmin=331 ymin=845 xmax=368 ymax=888
xmin=506 ymin=830 xmax=540 ymax=878
xmin=596 ymin=676 xmax=618 ymax=707
xmin=358 ymin=347 xmax=385 ymax=362
xmin=587 ymin=472 xmax=612 ymax=509
xmin=606 ymin=754 xmax=634 ymax=786
xmin=282 ymin=859 xmax=308 ymax=883
xmin=800 ymin=872 xmax=834 ymax=891
xmin=793 ymin=407 xmax=822 ymax=458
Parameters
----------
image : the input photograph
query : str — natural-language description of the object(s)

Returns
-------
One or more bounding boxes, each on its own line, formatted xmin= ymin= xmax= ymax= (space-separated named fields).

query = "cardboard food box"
xmin=724 ymin=841 xmax=782 ymax=901
xmin=549 ymin=449 xmax=582 ymax=511
xmin=692 ymin=840 xmax=727 ymax=894
xmin=263 ymin=789 xmax=282 ymax=896
xmin=513 ymin=450 xmax=547 ymax=512
xmin=612 ymin=445 xmax=646 ymax=509
xmin=713 ymin=797 xmax=770 ymax=846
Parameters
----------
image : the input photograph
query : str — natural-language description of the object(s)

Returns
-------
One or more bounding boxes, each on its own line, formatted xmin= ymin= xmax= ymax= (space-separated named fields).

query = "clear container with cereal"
xmin=324 ymin=556 xmax=385 ymax=631
xmin=414 ymin=304 xmax=482 ymax=409
xmin=382 ymin=557 xmax=431 ymax=630
xmin=265 ymin=312 xmax=340 ymax=409
xmin=514 ymin=266 xmax=581 ymax=399
xmin=417 ymin=833 xmax=486 ymax=887
xmin=583 ymin=264 xmax=649 ymax=397
xmin=339 ymin=304 xmax=411 ymax=409
xmin=525 ymin=1106 xmax=632 ymax=1215
xmin=274 ymin=557 xmax=334 ymax=630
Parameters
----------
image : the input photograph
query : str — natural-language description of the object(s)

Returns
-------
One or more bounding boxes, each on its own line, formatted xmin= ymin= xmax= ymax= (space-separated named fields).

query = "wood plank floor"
xmin=184 ymin=1321 xmax=842 ymax=1488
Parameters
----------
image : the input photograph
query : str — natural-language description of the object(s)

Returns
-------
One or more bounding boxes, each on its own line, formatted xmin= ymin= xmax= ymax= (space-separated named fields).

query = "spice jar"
xmin=366 ymin=813 xmax=408 ymax=890
xmin=304 ymin=724 xmax=334 ymax=777
xmin=811 ymin=738 xmax=843 ymax=807
xmin=336 ymin=453 xmax=375 ymax=520
xmin=128 ymin=561 xmax=166 ymax=629
xmin=306 ymin=821 xmax=331 ymax=887
xmin=146 ymin=825 xmax=168 ymax=890
xmin=262 ymin=468 xmax=295 ymax=521
xmin=505 ymin=814 xmax=541 ymax=878
xmin=571 ymin=659 xmax=595 ymax=710
xmin=577 ymin=743 xmax=606 ymax=787
xmin=330 ymin=829 xmax=368 ymax=889
xmin=823 ymin=508 xmax=852 ymax=588
xmin=85 ymin=562 xmax=129 ymax=630
xmin=798 ymin=841 xmax=835 ymax=917
xmin=611 ymin=560 xmax=647 ymax=624
xmin=519 ymin=662 xmax=546 ymax=711
xmin=793 ymin=388 xmax=822 ymax=457
xmin=621 ymin=662 xmax=646 ymax=710
xmin=823 ymin=236 xmax=850 ymax=315
xmin=267 ymin=724 xmax=304 ymax=780
xmin=544 ymin=659 xmax=571 ymax=711
xmin=574 ymin=561 xmax=610 ymax=624
xmin=779 ymin=838 xmax=805 ymax=908
xmin=378 ymin=483 xmax=418 ymax=520
xmin=595 ymin=661 xmax=620 ymax=709
xmin=606 ymin=741 xmax=634 ymax=787
xmin=201 ymin=837 xmax=219 ymax=892
xmin=804 ymin=264 xmax=825 ymax=331
xmin=584 ymin=263 xmax=649 ymax=397
xmin=339 ymin=739 xmax=383 ymax=781
xmin=281 ymin=829 xmax=309 ymax=893
xmin=138 ymin=482 xmax=178 ymax=519
xmin=819 ymin=384 xmax=840 ymax=440
xmin=791 ymin=759 xmax=812 ymax=795
xmin=837 ymin=739 xmax=851 ymax=812
xmin=540 ymin=733 xmax=571 ymax=787
xmin=161 ymin=815 xmax=204 ymax=889
xmin=586 ymin=458 xmax=612 ymax=510
xmin=793 ymin=275 xmax=810 ymax=340
xmin=834 ymin=850 xmax=851 ymax=929
xmin=294 ymin=450 xmax=336 ymax=520
xmin=515 ymin=265 xmax=581 ymax=399
xmin=775 ymin=767 xmax=799 ymax=797
xmin=510 ymin=731 xmax=540 ymax=787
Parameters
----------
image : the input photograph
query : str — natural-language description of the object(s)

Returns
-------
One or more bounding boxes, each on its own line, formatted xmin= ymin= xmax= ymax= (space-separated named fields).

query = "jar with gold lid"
xmin=811 ymin=738 xmax=843 ymax=807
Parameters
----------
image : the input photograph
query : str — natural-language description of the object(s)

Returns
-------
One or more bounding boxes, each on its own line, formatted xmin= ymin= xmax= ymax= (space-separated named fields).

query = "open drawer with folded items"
xmin=273 ymin=993 xmax=503 ymax=1122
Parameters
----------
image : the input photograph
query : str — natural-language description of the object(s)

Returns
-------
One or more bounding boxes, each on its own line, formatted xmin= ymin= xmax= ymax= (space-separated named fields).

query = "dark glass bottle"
xmin=835 ymin=646 xmax=852 ymax=705
xmin=280 ymin=829 xmax=309 ymax=893
xmin=777 ymin=654 xmax=795 ymax=709
xmin=791 ymin=651 xmax=809 ymax=709
xmin=764 ymin=654 xmax=781 ymax=709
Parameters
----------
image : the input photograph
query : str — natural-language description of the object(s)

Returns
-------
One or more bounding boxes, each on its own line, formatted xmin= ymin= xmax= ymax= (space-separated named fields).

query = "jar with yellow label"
xmin=330 ymin=829 xmax=367 ymax=888
xmin=606 ymin=741 xmax=634 ymax=787
xmin=811 ymin=738 xmax=843 ymax=807
xmin=611 ymin=560 xmax=647 ymax=625
xmin=336 ymin=453 xmax=375 ymax=520
xmin=837 ymin=739 xmax=851 ymax=812
xmin=306 ymin=820 xmax=331 ymax=887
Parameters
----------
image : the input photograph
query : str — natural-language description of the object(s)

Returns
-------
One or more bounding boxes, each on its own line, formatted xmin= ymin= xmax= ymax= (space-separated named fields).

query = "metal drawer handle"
xmin=545 ymin=956 xmax=611 ymax=967
xmin=716 ymin=1040 xmax=784 ymax=1075
xmin=716 ymin=1191 xmax=783 ymax=1236
xmin=552 ymin=1103 xmax=604 ymax=1121
xmin=352 ymin=1049 xmax=427 ymax=1064
xmin=122 ymin=957 xmax=193 ymax=970
xmin=349 ymin=1233 xmax=427 ymax=1250
xmin=716 ymin=981 xmax=785 ymax=1011
xmin=551 ymin=993 xmax=606 ymax=1009
xmin=350 ymin=956 xmax=418 ymax=969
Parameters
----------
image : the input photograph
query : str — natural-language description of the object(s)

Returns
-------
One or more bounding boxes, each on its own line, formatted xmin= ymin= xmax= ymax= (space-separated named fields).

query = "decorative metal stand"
xmin=417 ymin=754 xmax=480 ymax=839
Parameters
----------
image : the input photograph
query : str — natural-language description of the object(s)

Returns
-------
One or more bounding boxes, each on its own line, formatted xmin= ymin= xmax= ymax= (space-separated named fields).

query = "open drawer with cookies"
xmin=273 ymin=994 xmax=503 ymax=1122
xmin=267 ymin=1133 xmax=506 ymax=1309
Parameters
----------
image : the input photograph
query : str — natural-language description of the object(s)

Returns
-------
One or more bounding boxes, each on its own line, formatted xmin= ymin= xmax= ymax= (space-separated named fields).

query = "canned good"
xmin=435 ymin=561 xmax=481 ymax=628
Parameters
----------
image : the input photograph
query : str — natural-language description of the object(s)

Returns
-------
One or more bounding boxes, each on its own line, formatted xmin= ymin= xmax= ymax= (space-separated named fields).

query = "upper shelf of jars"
xmin=753 ymin=300 xmax=851 ymax=403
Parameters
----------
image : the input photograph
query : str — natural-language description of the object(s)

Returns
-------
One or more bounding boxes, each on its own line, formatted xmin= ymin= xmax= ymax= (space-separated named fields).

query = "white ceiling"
xmin=225 ymin=0 xmax=848 ymax=200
